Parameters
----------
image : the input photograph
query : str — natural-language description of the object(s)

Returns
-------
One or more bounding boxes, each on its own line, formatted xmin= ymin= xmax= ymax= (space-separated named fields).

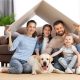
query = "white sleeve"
xmin=72 ymin=45 xmax=79 ymax=55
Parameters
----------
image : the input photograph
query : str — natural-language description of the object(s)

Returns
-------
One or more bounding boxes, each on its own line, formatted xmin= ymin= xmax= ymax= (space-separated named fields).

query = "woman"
xmin=35 ymin=24 xmax=52 ymax=55
xmin=0 ymin=20 xmax=37 ymax=74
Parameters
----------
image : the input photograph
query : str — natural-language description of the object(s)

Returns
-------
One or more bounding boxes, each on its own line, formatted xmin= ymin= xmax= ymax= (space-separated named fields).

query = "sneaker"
xmin=72 ymin=69 xmax=75 ymax=73
xmin=76 ymin=66 xmax=80 ymax=75
xmin=65 ymin=68 xmax=73 ymax=74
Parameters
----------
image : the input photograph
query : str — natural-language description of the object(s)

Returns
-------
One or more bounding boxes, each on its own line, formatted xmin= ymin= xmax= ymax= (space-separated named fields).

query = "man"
xmin=46 ymin=20 xmax=80 ymax=71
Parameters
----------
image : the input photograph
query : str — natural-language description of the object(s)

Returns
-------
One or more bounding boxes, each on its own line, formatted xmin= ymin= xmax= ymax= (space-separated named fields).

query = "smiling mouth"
xmin=42 ymin=66 xmax=48 ymax=70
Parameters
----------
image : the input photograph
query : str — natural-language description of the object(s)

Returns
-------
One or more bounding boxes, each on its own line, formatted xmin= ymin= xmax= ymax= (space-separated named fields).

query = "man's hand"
xmin=73 ymin=24 xmax=80 ymax=32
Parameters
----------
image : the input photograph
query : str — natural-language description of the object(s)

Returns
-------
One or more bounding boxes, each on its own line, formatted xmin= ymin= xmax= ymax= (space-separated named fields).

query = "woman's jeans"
xmin=8 ymin=58 xmax=32 ymax=74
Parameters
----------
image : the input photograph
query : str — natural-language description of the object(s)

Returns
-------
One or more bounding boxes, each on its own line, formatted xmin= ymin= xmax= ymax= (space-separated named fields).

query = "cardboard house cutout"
xmin=9 ymin=0 xmax=78 ymax=33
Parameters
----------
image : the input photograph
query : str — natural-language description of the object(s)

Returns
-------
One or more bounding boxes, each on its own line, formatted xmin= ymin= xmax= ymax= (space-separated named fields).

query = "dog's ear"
xmin=36 ymin=56 xmax=40 ymax=63
xmin=50 ymin=56 xmax=53 ymax=62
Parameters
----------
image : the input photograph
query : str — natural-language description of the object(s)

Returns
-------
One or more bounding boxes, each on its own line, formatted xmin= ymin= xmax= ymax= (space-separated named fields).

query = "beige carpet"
xmin=0 ymin=73 xmax=80 ymax=80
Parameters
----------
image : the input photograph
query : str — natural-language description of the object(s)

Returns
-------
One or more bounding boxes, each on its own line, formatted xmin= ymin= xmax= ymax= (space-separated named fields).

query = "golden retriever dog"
xmin=30 ymin=53 xmax=64 ymax=75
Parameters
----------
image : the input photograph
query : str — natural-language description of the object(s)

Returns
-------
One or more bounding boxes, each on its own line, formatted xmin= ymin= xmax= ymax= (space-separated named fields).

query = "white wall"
xmin=14 ymin=0 xmax=48 ymax=27
xmin=14 ymin=0 xmax=80 ymax=26
xmin=46 ymin=0 xmax=80 ymax=24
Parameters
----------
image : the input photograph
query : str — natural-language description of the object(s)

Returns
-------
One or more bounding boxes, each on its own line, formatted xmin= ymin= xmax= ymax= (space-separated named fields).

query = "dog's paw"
xmin=32 ymin=71 xmax=37 ymax=75
xmin=59 ymin=71 xmax=65 ymax=74
xmin=53 ymin=69 xmax=65 ymax=74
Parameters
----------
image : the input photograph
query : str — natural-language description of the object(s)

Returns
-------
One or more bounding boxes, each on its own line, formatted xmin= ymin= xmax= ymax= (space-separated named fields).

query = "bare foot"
xmin=0 ymin=67 xmax=9 ymax=73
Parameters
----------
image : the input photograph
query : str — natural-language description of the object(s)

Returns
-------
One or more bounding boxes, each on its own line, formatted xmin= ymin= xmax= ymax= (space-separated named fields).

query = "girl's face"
xmin=64 ymin=36 xmax=73 ymax=46
xmin=27 ymin=22 xmax=36 ymax=35
xmin=43 ymin=26 xmax=51 ymax=37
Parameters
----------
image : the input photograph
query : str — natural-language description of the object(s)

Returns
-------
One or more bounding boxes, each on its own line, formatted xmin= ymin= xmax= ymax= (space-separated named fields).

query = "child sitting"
xmin=51 ymin=35 xmax=80 ymax=74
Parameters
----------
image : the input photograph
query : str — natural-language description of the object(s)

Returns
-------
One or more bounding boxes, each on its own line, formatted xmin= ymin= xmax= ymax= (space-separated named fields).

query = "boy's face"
xmin=64 ymin=36 xmax=73 ymax=46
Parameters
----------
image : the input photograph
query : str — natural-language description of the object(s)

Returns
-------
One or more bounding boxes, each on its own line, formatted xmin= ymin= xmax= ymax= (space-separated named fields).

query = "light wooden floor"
xmin=0 ymin=73 xmax=80 ymax=80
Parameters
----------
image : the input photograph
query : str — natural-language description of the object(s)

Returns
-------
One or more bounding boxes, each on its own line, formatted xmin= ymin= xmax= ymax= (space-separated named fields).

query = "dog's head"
xmin=38 ymin=53 xmax=53 ymax=70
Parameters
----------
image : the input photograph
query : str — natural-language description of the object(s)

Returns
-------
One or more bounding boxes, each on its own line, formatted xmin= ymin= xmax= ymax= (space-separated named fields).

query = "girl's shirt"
xmin=41 ymin=37 xmax=49 ymax=53
xmin=35 ymin=36 xmax=49 ymax=54
xmin=10 ymin=35 xmax=37 ymax=61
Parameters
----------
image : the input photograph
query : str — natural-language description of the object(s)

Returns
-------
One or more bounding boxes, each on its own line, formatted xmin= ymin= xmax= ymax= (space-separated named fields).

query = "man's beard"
xmin=56 ymin=30 xmax=65 ymax=36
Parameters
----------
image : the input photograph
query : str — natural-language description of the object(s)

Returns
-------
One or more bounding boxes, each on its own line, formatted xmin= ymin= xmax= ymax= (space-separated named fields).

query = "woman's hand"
xmin=6 ymin=27 xmax=12 ymax=36
xmin=6 ymin=27 xmax=12 ymax=48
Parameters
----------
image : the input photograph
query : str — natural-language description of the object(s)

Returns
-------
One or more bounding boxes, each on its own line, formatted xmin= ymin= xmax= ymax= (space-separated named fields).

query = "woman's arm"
xmin=6 ymin=28 xmax=21 ymax=51
xmin=8 ymin=31 xmax=12 ymax=48
xmin=6 ymin=28 xmax=12 ymax=48
xmin=35 ymin=41 xmax=40 ymax=56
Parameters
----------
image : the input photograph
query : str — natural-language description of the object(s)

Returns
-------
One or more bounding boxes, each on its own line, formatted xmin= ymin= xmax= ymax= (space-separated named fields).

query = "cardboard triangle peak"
xmin=9 ymin=0 xmax=78 ymax=34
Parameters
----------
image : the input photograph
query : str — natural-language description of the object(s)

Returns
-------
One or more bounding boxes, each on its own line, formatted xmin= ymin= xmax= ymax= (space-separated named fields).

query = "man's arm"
xmin=72 ymin=25 xmax=80 ymax=40
xmin=46 ymin=37 xmax=59 ymax=54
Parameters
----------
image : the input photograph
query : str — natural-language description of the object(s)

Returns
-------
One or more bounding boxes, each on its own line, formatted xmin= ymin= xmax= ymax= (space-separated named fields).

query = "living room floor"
xmin=0 ymin=73 xmax=80 ymax=80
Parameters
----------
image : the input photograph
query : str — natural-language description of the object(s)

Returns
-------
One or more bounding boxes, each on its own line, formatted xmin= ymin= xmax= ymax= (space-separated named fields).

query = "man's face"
xmin=54 ymin=23 xmax=65 ymax=36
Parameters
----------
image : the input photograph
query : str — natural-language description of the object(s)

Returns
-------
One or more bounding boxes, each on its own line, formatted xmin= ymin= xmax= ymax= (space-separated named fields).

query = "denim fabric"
xmin=9 ymin=58 xmax=32 ymax=74
xmin=58 ymin=55 xmax=77 ymax=69
xmin=51 ymin=48 xmax=65 ymax=71
xmin=76 ymin=43 xmax=80 ymax=52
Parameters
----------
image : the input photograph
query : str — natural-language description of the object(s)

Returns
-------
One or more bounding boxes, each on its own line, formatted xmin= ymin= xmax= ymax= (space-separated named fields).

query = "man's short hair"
xmin=53 ymin=20 xmax=65 ymax=27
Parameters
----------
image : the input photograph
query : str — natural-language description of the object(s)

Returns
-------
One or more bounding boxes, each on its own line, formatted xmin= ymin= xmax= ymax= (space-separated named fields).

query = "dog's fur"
xmin=30 ymin=54 xmax=64 ymax=74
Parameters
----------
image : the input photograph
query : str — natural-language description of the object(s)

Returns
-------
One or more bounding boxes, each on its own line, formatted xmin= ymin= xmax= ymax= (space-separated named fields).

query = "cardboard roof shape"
xmin=9 ymin=0 xmax=78 ymax=33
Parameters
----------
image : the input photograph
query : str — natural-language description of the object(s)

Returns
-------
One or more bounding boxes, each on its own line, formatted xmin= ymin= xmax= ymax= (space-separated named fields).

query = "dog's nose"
xmin=43 ymin=62 xmax=47 ymax=66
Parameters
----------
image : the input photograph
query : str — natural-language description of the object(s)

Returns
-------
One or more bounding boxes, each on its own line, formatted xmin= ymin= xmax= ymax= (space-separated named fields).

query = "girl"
xmin=0 ymin=20 xmax=37 ymax=74
xmin=35 ymin=24 xmax=52 ymax=55
xmin=51 ymin=35 xmax=80 ymax=74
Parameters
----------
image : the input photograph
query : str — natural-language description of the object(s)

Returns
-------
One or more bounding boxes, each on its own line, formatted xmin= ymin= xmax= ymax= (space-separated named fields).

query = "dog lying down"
xmin=29 ymin=53 xmax=64 ymax=75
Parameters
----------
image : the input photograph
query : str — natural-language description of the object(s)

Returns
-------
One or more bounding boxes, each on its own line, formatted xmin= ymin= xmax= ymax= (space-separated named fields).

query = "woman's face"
xmin=64 ymin=36 xmax=73 ymax=46
xmin=43 ymin=26 xmax=51 ymax=37
xmin=27 ymin=22 xmax=36 ymax=35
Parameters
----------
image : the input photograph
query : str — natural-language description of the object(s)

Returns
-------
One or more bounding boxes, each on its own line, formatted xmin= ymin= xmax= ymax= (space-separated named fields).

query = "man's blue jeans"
xmin=76 ymin=43 xmax=80 ymax=52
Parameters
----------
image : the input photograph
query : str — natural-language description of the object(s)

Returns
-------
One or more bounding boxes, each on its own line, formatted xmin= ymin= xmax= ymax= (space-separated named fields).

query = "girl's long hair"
xmin=38 ymin=24 xmax=52 ymax=43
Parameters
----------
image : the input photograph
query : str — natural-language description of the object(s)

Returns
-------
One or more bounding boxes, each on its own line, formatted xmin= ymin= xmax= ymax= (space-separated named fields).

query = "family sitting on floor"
xmin=0 ymin=20 xmax=80 ymax=74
